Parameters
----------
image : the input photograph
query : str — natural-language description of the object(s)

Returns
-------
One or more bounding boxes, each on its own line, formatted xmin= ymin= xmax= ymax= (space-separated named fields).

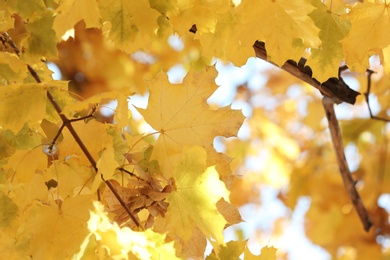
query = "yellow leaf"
xmin=53 ymin=0 xmax=101 ymax=39
xmin=5 ymin=0 xmax=46 ymax=18
xmin=0 ymin=52 xmax=27 ymax=85
xmin=18 ymin=195 xmax=94 ymax=259
xmin=0 ymin=83 xmax=46 ymax=133
xmin=24 ymin=11 xmax=58 ymax=57
xmin=45 ymin=82 xmax=76 ymax=124
xmin=180 ymin=226 xmax=207 ymax=258
xmin=341 ymin=2 xmax=390 ymax=72
xmin=244 ymin=245 xmax=277 ymax=260
xmin=170 ymin=0 xmax=231 ymax=36
xmin=138 ymin=66 xmax=244 ymax=174
xmin=383 ymin=44 xmax=390 ymax=75
xmin=62 ymin=91 xmax=118 ymax=116
xmin=114 ymin=94 xmax=131 ymax=129
xmin=235 ymin=0 xmax=320 ymax=66
xmin=307 ymin=2 xmax=351 ymax=82
xmin=75 ymin=201 xmax=179 ymax=260
xmin=92 ymin=145 xmax=119 ymax=192
xmin=57 ymin=120 xmax=113 ymax=166
xmin=44 ymin=160 xmax=93 ymax=198
xmin=98 ymin=0 xmax=160 ymax=52
xmin=207 ymin=240 xmax=247 ymax=260
xmin=155 ymin=146 xmax=229 ymax=246
xmin=0 ymin=1 xmax=13 ymax=32
xmin=4 ymin=147 xmax=47 ymax=183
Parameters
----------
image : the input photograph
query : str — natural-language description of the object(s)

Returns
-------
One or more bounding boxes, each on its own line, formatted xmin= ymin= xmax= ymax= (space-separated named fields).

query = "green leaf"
xmin=0 ymin=190 xmax=18 ymax=227
xmin=307 ymin=2 xmax=351 ymax=82
xmin=25 ymin=11 xmax=58 ymax=58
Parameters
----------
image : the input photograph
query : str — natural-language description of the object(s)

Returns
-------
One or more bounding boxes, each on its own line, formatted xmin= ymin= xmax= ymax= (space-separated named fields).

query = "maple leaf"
xmin=92 ymin=145 xmax=119 ymax=192
xmin=57 ymin=120 xmax=111 ymax=161
xmin=0 ymin=190 xmax=18 ymax=227
xmin=169 ymin=0 xmax=231 ymax=36
xmin=154 ymin=146 xmax=230 ymax=247
xmin=0 ymin=83 xmax=46 ymax=133
xmin=24 ymin=11 xmax=58 ymax=57
xmin=98 ymin=0 xmax=160 ymax=53
xmin=306 ymin=1 xmax=351 ymax=82
xmin=0 ymin=52 xmax=27 ymax=84
xmin=76 ymin=201 xmax=179 ymax=259
xmin=207 ymin=240 xmax=247 ymax=260
xmin=5 ymin=0 xmax=46 ymax=18
xmin=244 ymin=245 xmax=277 ymax=260
xmin=4 ymin=147 xmax=47 ymax=183
xmin=0 ymin=1 xmax=13 ymax=32
xmin=53 ymin=0 xmax=101 ymax=39
xmin=341 ymin=2 xmax=390 ymax=72
xmin=44 ymin=160 xmax=94 ymax=199
xmin=233 ymin=0 xmax=320 ymax=66
xmin=137 ymin=66 xmax=244 ymax=174
xmin=18 ymin=195 xmax=94 ymax=259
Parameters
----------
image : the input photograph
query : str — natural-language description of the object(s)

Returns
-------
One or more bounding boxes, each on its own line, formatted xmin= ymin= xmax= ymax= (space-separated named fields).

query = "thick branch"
xmin=253 ymin=41 xmax=360 ymax=105
xmin=322 ymin=97 xmax=372 ymax=231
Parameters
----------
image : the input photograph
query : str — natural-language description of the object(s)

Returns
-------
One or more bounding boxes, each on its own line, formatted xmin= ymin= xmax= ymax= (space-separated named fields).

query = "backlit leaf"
xmin=307 ymin=1 xmax=351 ymax=82
xmin=138 ymin=66 xmax=244 ymax=174
xmin=341 ymin=2 xmax=390 ymax=72
xmin=155 ymin=146 xmax=229 ymax=246
xmin=98 ymin=0 xmax=160 ymax=52
xmin=53 ymin=0 xmax=101 ymax=39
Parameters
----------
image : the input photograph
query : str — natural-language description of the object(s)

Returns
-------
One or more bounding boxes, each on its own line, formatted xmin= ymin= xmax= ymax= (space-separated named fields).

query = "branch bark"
xmin=322 ymin=97 xmax=372 ymax=231
xmin=253 ymin=41 xmax=360 ymax=105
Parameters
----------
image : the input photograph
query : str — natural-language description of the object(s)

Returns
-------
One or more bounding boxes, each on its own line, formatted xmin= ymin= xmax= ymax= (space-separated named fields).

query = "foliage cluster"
xmin=1 ymin=0 xmax=390 ymax=259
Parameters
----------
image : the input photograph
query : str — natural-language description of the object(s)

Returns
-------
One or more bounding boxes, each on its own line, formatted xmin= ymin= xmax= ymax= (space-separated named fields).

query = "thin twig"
xmin=322 ymin=96 xmax=373 ymax=231
xmin=118 ymin=167 xmax=144 ymax=181
xmin=29 ymin=65 xmax=141 ymax=227
xmin=48 ymin=106 xmax=97 ymax=151
xmin=364 ymin=70 xmax=390 ymax=122
xmin=16 ymin=39 xmax=141 ymax=227
xmin=1 ymin=32 xmax=20 ymax=55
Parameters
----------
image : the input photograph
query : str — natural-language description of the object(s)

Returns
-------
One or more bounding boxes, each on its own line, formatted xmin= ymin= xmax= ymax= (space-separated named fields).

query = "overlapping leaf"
xmin=154 ymin=146 xmax=230 ymax=247
xmin=138 ymin=66 xmax=244 ymax=174
xmin=307 ymin=1 xmax=351 ymax=82
xmin=98 ymin=0 xmax=160 ymax=52
xmin=231 ymin=0 xmax=320 ymax=66
xmin=341 ymin=2 xmax=390 ymax=72
xmin=53 ymin=0 xmax=101 ymax=39
xmin=0 ymin=83 xmax=46 ymax=133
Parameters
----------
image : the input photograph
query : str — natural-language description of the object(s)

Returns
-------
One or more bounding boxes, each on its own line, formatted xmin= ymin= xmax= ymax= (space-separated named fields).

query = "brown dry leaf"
xmin=216 ymin=198 xmax=243 ymax=226
xmin=54 ymin=21 xmax=146 ymax=99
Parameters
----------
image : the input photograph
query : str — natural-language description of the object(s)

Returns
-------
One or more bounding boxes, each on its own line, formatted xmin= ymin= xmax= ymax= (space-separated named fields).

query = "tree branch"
xmin=253 ymin=41 xmax=360 ymax=105
xmin=4 ymin=31 xmax=144 ymax=228
xmin=322 ymin=96 xmax=372 ymax=231
xmin=28 ymin=65 xmax=142 ymax=228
